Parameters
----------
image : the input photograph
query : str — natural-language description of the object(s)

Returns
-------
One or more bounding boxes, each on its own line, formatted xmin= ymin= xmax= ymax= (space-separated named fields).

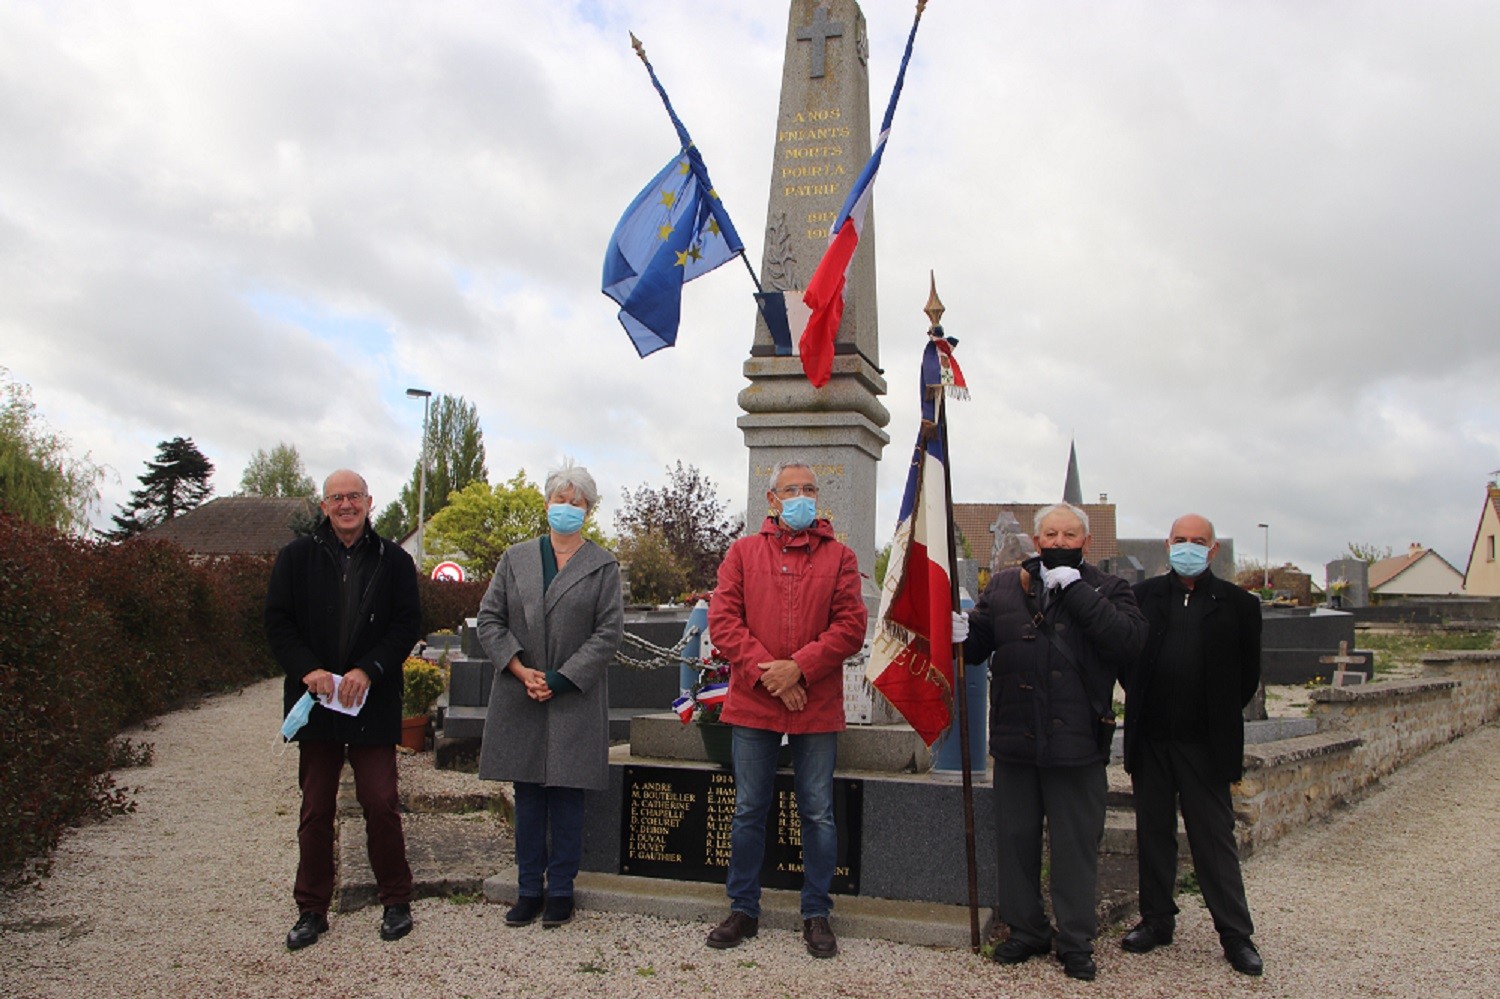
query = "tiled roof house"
xmin=138 ymin=496 xmax=316 ymax=556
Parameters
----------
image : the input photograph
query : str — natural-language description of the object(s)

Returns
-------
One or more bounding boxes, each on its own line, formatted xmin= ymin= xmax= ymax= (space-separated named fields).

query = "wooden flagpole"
xmin=925 ymin=274 xmax=981 ymax=951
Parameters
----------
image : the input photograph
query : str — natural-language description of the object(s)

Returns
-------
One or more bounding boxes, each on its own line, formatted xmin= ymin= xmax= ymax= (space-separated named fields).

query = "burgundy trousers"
xmin=294 ymin=741 xmax=413 ymax=914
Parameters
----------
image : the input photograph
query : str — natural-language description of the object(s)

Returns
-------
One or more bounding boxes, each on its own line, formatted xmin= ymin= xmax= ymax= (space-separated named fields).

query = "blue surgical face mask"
xmin=779 ymin=496 xmax=817 ymax=532
xmin=548 ymin=502 xmax=586 ymax=535
xmin=281 ymin=691 xmax=316 ymax=741
xmin=1168 ymin=541 xmax=1211 ymax=578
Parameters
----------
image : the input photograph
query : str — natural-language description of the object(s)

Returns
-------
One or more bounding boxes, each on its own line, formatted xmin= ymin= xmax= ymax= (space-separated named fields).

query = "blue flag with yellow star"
xmin=603 ymin=38 xmax=745 ymax=357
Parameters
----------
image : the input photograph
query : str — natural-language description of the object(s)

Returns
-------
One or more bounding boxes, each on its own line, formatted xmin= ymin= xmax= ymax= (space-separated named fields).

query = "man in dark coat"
xmin=962 ymin=502 xmax=1146 ymax=982
xmin=1120 ymin=513 xmax=1264 ymax=976
xmin=265 ymin=469 xmax=422 ymax=951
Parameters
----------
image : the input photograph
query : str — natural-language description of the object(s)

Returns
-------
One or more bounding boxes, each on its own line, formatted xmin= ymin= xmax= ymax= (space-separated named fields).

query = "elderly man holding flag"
xmin=961 ymin=503 xmax=1146 ymax=981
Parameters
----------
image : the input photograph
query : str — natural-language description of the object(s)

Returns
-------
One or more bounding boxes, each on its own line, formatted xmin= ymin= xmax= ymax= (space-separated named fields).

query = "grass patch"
xmin=1358 ymin=631 xmax=1495 ymax=673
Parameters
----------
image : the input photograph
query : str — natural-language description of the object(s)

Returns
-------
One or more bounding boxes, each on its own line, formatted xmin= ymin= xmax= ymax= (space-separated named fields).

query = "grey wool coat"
xmin=475 ymin=537 xmax=624 ymax=790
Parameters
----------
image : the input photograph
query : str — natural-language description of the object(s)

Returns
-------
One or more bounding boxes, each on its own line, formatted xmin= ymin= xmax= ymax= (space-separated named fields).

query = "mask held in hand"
xmin=281 ymin=691 xmax=316 ymax=741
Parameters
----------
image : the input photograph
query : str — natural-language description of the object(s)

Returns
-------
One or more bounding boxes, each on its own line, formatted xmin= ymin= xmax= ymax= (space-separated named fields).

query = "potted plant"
xmin=401 ymin=656 xmax=446 ymax=752
xmin=675 ymin=644 xmax=789 ymax=769
xmin=676 ymin=648 xmax=733 ymax=765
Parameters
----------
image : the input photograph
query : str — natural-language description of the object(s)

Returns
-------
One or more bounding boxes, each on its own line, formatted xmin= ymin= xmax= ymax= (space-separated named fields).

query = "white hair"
xmin=767 ymin=459 xmax=815 ymax=493
xmin=1034 ymin=502 xmax=1090 ymax=534
xmin=544 ymin=459 xmax=599 ymax=512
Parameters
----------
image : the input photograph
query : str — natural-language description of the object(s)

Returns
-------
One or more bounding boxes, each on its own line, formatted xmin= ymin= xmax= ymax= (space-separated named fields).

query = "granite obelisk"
xmin=738 ymin=0 xmax=889 ymax=580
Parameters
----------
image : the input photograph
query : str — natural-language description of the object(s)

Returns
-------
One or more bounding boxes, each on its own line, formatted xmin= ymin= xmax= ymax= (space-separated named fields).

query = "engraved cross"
xmin=797 ymin=4 xmax=844 ymax=79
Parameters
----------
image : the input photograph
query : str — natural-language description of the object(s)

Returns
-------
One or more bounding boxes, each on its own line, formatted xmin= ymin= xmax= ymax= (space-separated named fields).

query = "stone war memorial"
xmin=436 ymin=1 xmax=1011 ymax=942
xmin=430 ymin=1 xmax=1500 ymax=952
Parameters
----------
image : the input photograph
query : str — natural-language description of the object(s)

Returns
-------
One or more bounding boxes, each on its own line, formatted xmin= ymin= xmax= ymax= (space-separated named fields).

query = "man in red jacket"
xmin=704 ymin=460 xmax=867 ymax=958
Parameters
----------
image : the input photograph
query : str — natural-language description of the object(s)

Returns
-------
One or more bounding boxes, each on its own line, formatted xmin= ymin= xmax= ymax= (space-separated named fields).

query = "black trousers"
xmin=1131 ymin=739 xmax=1254 ymax=941
xmin=993 ymin=761 xmax=1107 ymax=956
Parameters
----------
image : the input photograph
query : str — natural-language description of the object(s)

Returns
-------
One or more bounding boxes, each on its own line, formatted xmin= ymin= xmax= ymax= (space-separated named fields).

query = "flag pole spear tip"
xmin=924 ymin=270 xmax=945 ymax=331
xmin=630 ymin=32 xmax=647 ymax=63
xmin=916 ymin=0 xmax=928 ymax=17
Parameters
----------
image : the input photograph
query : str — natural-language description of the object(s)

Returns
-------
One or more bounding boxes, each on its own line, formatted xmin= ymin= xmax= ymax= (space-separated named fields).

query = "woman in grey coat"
xmin=476 ymin=461 xmax=623 ymax=929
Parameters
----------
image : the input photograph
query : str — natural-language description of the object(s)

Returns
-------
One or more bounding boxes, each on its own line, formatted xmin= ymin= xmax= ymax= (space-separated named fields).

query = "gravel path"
xmin=3 ymin=677 xmax=1497 ymax=998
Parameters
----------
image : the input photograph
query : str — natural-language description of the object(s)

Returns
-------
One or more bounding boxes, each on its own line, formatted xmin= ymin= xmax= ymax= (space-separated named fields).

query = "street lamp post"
xmin=406 ymin=387 xmax=432 ymax=568
xmin=1257 ymin=523 xmax=1270 ymax=590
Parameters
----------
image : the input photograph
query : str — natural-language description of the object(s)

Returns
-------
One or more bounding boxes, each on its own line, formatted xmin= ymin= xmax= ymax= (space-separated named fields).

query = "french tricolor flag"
xmin=694 ymin=682 xmax=730 ymax=708
xmin=672 ymin=693 xmax=697 ymax=724
xmin=798 ymin=3 xmax=926 ymax=388
xmin=867 ymin=332 xmax=967 ymax=746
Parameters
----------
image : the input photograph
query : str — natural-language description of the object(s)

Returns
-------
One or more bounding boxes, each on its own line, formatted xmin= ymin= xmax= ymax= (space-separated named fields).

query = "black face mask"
xmin=1038 ymin=546 xmax=1084 ymax=570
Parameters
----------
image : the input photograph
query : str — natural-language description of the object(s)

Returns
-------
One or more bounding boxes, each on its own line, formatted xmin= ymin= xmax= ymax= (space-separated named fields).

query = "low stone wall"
xmin=1234 ymin=651 xmax=1500 ymax=855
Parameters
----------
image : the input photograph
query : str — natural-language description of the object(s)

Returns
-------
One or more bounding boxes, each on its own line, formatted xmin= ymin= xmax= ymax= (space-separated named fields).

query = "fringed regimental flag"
xmin=603 ymin=34 xmax=746 ymax=357
xmin=866 ymin=331 xmax=968 ymax=745
xmin=798 ymin=1 xmax=927 ymax=387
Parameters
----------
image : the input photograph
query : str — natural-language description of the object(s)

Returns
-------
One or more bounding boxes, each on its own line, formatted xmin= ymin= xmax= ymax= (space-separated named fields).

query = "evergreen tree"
xmin=373 ymin=500 xmax=408 ymax=540
xmin=394 ymin=394 xmax=487 ymax=535
xmin=239 ymin=441 xmax=315 ymax=497
xmin=108 ymin=437 xmax=215 ymax=539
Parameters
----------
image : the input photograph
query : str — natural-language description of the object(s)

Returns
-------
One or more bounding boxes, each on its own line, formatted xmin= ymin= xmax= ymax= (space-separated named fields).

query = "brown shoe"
xmin=803 ymin=916 xmax=838 ymax=958
xmin=706 ymin=911 xmax=758 ymax=949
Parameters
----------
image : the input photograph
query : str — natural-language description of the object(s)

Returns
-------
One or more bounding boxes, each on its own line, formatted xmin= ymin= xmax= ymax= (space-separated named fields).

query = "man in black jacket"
xmin=962 ymin=502 xmax=1146 ymax=982
xmin=1120 ymin=513 xmax=1263 ymax=976
xmin=266 ymin=469 xmax=422 ymax=951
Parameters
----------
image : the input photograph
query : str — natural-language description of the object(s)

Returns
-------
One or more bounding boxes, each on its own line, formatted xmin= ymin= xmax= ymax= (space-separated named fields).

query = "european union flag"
xmin=603 ymin=145 xmax=742 ymax=357
xmin=603 ymin=35 xmax=745 ymax=358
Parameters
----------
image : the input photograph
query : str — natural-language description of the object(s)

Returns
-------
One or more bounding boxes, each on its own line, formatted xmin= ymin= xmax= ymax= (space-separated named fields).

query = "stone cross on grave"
xmin=797 ymin=4 xmax=844 ymax=78
xmin=1320 ymin=641 xmax=1369 ymax=687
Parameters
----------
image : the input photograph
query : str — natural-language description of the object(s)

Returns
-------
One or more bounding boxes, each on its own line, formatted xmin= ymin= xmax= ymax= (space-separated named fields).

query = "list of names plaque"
xmin=620 ymin=764 xmax=861 ymax=893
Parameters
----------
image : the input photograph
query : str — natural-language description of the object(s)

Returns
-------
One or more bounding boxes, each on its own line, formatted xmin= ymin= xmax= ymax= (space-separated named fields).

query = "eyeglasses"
xmin=775 ymin=484 xmax=819 ymax=498
xmin=323 ymin=492 xmax=367 ymax=504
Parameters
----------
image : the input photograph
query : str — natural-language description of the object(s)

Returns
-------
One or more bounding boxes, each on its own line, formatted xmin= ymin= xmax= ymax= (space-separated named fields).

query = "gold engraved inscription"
xmin=625 ymin=781 xmax=697 ymax=865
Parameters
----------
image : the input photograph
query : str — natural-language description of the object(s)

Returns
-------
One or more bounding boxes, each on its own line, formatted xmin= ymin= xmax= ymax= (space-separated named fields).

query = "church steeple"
xmin=1063 ymin=440 xmax=1083 ymax=505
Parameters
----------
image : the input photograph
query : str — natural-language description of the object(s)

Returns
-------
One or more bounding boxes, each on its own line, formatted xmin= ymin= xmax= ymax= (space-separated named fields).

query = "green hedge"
xmin=416 ymin=577 xmax=488 ymax=637
xmin=0 ymin=515 xmax=278 ymax=887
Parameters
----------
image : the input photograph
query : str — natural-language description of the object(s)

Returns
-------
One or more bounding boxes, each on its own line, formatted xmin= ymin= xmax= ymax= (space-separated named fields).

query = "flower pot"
xmin=697 ymin=721 xmax=792 ymax=769
xmin=400 ymin=715 xmax=428 ymax=752
xmin=698 ymin=720 xmax=734 ymax=767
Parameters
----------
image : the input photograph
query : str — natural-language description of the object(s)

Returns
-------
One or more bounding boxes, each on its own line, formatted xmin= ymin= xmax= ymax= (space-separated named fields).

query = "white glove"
xmin=1040 ymin=564 xmax=1082 ymax=591
xmin=951 ymin=611 xmax=970 ymax=644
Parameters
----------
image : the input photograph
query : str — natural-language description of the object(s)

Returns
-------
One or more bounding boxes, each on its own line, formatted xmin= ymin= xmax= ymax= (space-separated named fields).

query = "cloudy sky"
xmin=4 ymin=0 xmax=1499 ymax=580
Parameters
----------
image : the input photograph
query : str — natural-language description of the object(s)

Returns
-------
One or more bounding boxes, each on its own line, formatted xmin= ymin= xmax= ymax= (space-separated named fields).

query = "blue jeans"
xmin=726 ymin=726 xmax=838 ymax=920
xmin=512 ymin=782 xmax=585 ymax=898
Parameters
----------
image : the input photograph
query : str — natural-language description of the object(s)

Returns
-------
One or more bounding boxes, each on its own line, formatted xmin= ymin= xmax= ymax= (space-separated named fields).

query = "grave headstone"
xmin=1321 ymin=640 xmax=1370 ymax=687
xmin=1324 ymin=558 xmax=1370 ymax=609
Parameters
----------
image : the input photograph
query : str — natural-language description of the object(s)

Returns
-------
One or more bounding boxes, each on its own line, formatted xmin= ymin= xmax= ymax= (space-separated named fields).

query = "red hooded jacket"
xmin=709 ymin=516 xmax=868 ymax=734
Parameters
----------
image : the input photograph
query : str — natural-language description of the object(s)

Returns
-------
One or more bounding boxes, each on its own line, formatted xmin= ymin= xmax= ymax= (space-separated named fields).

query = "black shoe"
xmin=379 ymin=903 xmax=412 ymax=941
xmin=1060 ymin=952 xmax=1098 ymax=981
xmin=505 ymin=895 xmax=544 ymax=927
xmin=286 ymin=911 xmax=328 ymax=951
xmin=803 ymin=916 xmax=838 ymax=958
xmin=1121 ymin=920 xmax=1173 ymax=953
xmin=1223 ymin=937 xmax=1263 ymax=976
xmin=706 ymin=911 xmax=759 ymax=949
xmin=541 ymin=895 xmax=574 ymax=928
xmin=991 ymin=935 xmax=1052 ymax=964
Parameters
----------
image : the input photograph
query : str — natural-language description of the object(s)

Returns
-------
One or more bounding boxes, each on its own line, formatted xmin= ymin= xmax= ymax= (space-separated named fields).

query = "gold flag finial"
xmin=924 ymin=270 xmax=945 ymax=331
xmin=630 ymin=32 xmax=646 ymax=63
